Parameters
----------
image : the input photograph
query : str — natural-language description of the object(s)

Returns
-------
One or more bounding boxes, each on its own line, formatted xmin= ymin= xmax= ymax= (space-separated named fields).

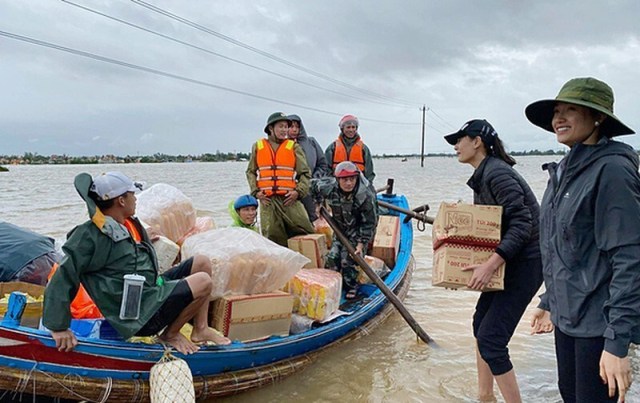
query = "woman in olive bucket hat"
xmin=527 ymin=77 xmax=640 ymax=402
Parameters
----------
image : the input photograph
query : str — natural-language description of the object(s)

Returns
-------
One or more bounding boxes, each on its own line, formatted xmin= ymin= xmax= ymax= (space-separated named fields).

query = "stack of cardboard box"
xmin=431 ymin=202 xmax=505 ymax=291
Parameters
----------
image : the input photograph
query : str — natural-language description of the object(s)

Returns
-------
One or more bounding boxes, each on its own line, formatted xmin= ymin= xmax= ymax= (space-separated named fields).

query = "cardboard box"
xmin=0 ymin=282 xmax=45 ymax=328
xmin=152 ymin=235 xmax=180 ymax=274
xmin=0 ymin=281 xmax=44 ymax=298
xmin=432 ymin=243 xmax=505 ymax=291
xmin=288 ymin=234 xmax=328 ymax=268
xmin=432 ymin=202 xmax=502 ymax=249
xmin=313 ymin=218 xmax=333 ymax=248
xmin=371 ymin=215 xmax=401 ymax=268
xmin=210 ymin=291 xmax=294 ymax=342
xmin=356 ymin=255 xmax=389 ymax=285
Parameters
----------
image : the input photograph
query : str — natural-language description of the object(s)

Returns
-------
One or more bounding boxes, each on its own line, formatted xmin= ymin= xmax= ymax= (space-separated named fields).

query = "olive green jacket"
xmin=245 ymin=136 xmax=311 ymax=198
xmin=43 ymin=216 xmax=178 ymax=339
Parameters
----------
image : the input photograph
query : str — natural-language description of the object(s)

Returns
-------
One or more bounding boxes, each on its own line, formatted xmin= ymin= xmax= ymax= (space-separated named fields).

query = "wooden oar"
xmin=320 ymin=207 xmax=434 ymax=344
xmin=377 ymin=199 xmax=434 ymax=225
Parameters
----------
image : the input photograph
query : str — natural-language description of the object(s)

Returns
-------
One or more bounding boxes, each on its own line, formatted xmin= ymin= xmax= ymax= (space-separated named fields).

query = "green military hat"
xmin=525 ymin=77 xmax=635 ymax=137
xmin=264 ymin=112 xmax=291 ymax=134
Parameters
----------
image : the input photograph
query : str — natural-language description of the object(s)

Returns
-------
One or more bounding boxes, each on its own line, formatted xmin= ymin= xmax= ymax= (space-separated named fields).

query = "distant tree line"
xmin=0 ymin=151 xmax=251 ymax=165
xmin=12 ymin=148 xmax=640 ymax=166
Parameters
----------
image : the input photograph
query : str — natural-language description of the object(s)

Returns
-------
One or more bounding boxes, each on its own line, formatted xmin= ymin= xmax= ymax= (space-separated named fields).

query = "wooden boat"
xmin=0 ymin=193 xmax=414 ymax=402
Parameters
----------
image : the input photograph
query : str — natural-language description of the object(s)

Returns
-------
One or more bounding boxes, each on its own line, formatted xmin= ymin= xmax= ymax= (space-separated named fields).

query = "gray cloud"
xmin=1 ymin=0 xmax=639 ymax=157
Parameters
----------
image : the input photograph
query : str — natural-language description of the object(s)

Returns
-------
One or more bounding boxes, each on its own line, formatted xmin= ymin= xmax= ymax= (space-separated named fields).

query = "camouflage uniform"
xmin=310 ymin=175 xmax=377 ymax=290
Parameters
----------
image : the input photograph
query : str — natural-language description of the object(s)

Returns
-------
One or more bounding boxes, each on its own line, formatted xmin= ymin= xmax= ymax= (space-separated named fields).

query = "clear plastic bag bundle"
xmin=177 ymin=216 xmax=216 ymax=245
xmin=136 ymin=184 xmax=197 ymax=243
xmin=180 ymin=227 xmax=309 ymax=299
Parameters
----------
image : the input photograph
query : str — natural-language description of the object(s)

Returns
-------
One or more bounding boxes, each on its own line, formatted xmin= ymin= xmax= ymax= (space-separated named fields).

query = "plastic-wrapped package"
xmin=153 ymin=236 xmax=180 ymax=274
xmin=356 ymin=255 xmax=390 ymax=284
xmin=136 ymin=184 xmax=196 ymax=243
xmin=180 ymin=228 xmax=309 ymax=299
xmin=289 ymin=313 xmax=315 ymax=334
xmin=284 ymin=268 xmax=342 ymax=321
xmin=177 ymin=216 xmax=216 ymax=245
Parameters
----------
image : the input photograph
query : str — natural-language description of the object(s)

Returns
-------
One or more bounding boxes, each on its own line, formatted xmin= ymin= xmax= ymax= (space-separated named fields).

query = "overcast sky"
xmin=1 ymin=1 xmax=639 ymax=157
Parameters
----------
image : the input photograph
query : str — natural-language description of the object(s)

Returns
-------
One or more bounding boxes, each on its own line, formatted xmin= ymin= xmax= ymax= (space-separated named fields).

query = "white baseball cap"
xmin=90 ymin=172 xmax=141 ymax=201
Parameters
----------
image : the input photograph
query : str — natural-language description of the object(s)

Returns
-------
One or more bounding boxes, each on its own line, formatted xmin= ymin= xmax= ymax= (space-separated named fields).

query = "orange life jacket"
xmin=256 ymin=138 xmax=297 ymax=196
xmin=332 ymin=136 xmax=365 ymax=172
xmin=48 ymin=262 xmax=103 ymax=319
xmin=123 ymin=218 xmax=142 ymax=242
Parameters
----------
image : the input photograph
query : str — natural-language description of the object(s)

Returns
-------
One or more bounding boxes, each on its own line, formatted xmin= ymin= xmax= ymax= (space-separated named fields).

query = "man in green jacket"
xmin=228 ymin=194 xmax=259 ymax=231
xmin=246 ymin=112 xmax=314 ymax=246
xmin=43 ymin=172 xmax=229 ymax=355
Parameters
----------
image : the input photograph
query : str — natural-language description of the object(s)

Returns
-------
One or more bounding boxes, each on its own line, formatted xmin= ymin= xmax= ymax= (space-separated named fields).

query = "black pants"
xmin=135 ymin=258 xmax=195 ymax=336
xmin=473 ymin=257 xmax=542 ymax=376
xmin=554 ymin=328 xmax=617 ymax=403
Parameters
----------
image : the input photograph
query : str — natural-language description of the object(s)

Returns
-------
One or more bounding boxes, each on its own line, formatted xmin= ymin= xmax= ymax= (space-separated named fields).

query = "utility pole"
xmin=420 ymin=105 xmax=426 ymax=168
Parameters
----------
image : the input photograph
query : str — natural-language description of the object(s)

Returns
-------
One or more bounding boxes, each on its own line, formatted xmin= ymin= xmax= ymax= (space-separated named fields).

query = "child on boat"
xmin=43 ymin=171 xmax=230 ymax=355
xmin=310 ymin=161 xmax=377 ymax=299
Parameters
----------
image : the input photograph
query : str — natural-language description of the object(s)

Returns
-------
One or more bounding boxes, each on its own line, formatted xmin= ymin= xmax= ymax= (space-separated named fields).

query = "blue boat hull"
xmin=0 ymin=194 xmax=415 ymax=400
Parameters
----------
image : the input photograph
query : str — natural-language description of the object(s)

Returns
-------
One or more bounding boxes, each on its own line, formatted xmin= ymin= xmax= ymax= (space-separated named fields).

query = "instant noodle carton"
xmin=283 ymin=268 xmax=342 ymax=322
xmin=210 ymin=291 xmax=294 ymax=342
xmin=432 ymin=202 xmax=502 ymax=249
xmin=432 ymin=243 xmax=505 ymax=291
xmin=371 ymin=215 xmax=401 ymax=268
xmin=287 ymin=234 xmax=328 ymax=268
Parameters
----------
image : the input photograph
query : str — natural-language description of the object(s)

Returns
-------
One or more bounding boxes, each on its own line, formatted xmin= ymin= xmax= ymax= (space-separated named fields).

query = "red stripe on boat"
xmin=0 ymin=329 xmax=153 ymax=372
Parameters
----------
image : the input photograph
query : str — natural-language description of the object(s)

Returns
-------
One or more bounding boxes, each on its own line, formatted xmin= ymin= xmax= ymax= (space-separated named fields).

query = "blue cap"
xmin=234 ymin=195 xmax=258 ymax=210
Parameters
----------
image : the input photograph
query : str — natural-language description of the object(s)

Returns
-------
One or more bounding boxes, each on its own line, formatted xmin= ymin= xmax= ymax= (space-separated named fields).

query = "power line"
xmin=0 ymin=30 xmax=421 ymax=126
xmin=130 ymin=0 xmax=421 ymax=108
xmin=427 ymin=108 xmax=457 ymax=131
xmin=62 ymin=0 xmax=415 ymax=109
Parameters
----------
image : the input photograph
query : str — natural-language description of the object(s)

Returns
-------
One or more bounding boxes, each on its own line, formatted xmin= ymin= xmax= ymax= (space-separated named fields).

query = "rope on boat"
xmin=132 ymin=376 xmax=145 ymax=402
xmin=4 ymin=360 xmax=116 ymax=403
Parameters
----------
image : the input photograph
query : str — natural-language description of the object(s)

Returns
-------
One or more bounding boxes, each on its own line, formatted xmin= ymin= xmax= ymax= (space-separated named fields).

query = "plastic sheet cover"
xmin=136 ymin=184 xmax=197 ymax=243
xmin=181 ymin=228 xmax=309 ymax=299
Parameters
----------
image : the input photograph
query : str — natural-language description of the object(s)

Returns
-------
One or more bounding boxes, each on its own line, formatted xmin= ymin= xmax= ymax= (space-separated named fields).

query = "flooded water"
xmin=1 ymin=157 xmax=639 ymax=402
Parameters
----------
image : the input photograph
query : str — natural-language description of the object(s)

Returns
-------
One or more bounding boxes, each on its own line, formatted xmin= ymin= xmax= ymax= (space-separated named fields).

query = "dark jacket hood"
xmin=288 ymin=114 xmax=308 ymax=139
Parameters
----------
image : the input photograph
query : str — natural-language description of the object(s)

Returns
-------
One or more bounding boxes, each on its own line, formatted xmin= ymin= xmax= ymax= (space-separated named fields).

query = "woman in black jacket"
xmin=444 ymin=119 xmax=543 ymax=403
